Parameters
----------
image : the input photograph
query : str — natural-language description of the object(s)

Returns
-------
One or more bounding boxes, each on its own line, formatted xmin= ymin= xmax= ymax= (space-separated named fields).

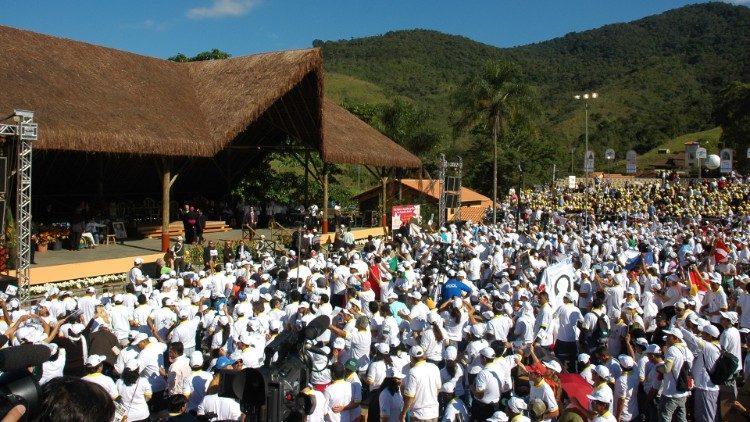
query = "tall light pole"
xmin=574 ymin=92 xmax=597 ymax=226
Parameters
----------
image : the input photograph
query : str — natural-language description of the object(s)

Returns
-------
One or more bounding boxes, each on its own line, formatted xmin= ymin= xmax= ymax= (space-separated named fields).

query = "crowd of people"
xmin=0 ymin=176 xmax=749 ymax=422
xmin=516 ymin=174 xmax=750 ymax=222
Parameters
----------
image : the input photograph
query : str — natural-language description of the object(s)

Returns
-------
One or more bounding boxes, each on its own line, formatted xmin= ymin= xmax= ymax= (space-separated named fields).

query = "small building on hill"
xmin=354 ymin=179 xmax=492 ymax=225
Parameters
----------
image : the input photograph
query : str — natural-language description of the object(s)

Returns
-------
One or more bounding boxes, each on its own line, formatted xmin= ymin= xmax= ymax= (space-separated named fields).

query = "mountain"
xmin=319 ymin=2 xmax=750 ymax=165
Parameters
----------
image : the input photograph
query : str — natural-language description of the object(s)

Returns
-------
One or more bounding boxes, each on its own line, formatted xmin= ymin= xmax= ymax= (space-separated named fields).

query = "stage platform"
xmin=13 ymin=226 xmax=390 ymax=285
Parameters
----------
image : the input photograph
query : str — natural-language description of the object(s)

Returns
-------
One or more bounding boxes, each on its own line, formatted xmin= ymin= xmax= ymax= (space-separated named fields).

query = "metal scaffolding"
xmin=1 ymin=110 xmax=37 ymax=305
xmin=437 ymin=154 xmax=463 ymax=228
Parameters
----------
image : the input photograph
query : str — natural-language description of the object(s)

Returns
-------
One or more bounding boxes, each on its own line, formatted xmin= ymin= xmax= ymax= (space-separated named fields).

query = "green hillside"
xmin=319 ymin=2 xmax=750 ymax=176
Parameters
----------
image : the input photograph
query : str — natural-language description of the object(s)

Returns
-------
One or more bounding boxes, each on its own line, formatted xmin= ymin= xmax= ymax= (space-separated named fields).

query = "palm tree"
xmin=452 ymin=59 xmax=536 ymax=225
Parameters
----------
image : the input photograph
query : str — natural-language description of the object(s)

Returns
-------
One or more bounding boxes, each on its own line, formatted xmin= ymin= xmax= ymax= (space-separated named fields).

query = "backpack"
xmin=674 ymin=346 xmax=693 ymax=392
xmin=705 ymin=345 xmax=739 ymax=386
xmin=592 ymin=312 xmax=610 ymax=344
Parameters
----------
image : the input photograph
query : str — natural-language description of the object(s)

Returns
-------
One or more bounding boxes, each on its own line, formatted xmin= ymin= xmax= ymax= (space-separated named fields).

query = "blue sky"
xmin=0 ymin=1 xmax=743 ymax=59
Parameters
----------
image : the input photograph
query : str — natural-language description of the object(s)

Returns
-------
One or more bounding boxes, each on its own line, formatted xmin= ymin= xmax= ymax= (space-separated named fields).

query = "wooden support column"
xmin=381 ymin=176 xmax=388 ymax=228
xmin=161 ymin=158 xmax=179 ymax=252
xmin=322 ymin=165 xmax=329 ymax=234
xmin=304 ymin=150 xmax=310 ymax=209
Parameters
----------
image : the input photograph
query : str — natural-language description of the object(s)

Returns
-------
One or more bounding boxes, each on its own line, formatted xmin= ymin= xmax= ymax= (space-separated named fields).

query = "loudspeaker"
xmin=446 ymin=193 xmax=459 ymax=208
xmin=445 ymin=177 xmax=460 ymax=192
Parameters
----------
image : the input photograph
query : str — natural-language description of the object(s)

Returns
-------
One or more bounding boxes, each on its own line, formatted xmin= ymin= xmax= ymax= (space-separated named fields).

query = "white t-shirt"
xmin=324 ymin=380 xmax=352 ymax=422
xmin=184 ymin=370 xmax=214 ymax=411
xmin=662 ymin=343 xmax=690 ymax=398
xmin=169 ymin=318 xmax=200 ymax=349
xmin=116 ymin=377 xmax=151 ymax=421
xmin=738 ymin=293 xmax=750 ymax=328
xmin=615 ymin=371 xmax=639 ymax=422
xmin=403 ymin=361 xmax=441 ymax=420
xmin=555 ymin=303 xmax=583 ymax=342
xmin=83 ymin=372 xmax=119 ymax=399
xmin=474 ymin=366 xmax=501 ymax=404
xmin=529 ymin=380 xmax=558 ymax=422
xmin=379 ymin=388 xmax=404 ymax=422
xmin=441 ymin=397 xmax=469 ymax=422
xmin=198 ymin=394 xmax=242 ymax=421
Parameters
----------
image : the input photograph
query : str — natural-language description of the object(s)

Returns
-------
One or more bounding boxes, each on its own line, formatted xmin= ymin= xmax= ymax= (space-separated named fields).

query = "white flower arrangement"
xmin=29 ymin=272 xmax=128 ymax=296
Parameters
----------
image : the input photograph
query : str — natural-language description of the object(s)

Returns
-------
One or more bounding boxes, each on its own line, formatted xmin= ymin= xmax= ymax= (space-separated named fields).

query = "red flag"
xmin=715 ymin=239 xmax=729 ymax=264
xmin=690 ymin=269 xmax=708 ymax=292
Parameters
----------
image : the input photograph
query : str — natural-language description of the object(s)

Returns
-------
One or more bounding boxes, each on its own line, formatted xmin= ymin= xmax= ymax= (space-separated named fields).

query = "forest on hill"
xmin=318 ymin=2 xmax=750 ymax=191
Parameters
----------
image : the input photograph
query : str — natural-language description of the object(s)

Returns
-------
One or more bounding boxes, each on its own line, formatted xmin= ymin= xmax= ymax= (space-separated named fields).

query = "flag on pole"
xmin=689 ymin=269 xmax=709 ymax=292
xmin=540 ymin=257 xmax=576 ymax=309
xmin=618 ymin=250 xmax=654 ymax=271
xmin=714 ymin=239 xmax=729 ymax=264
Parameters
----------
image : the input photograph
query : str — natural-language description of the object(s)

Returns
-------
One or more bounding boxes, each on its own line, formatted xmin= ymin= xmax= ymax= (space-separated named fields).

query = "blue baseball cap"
xmin=214 ymin=356 xmax=236 ymax=371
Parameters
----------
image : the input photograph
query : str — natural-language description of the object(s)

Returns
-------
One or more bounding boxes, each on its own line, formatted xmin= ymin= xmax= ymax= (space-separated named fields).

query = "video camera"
xmin=218 ymin=315 xmax=330 ymax=422
xmin=0 ymin=343 xmax=52 ymax=421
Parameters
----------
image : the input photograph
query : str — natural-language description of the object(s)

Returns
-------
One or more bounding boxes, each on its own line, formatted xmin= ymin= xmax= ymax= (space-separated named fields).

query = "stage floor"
xmin=17 ymin=225 xmax=388 ymax=285
xmin=20 ymin=229 xmax=260 ymax=285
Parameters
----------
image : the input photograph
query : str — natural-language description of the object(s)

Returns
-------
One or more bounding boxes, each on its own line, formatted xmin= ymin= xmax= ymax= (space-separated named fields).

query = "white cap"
xmin=507 ymin=397 xmax=528 ymax=413
xmin=702 ymin=324 xmax=720 ymax=338
xmin=385 ymin=367 xmax=405 ymax=379
xmin=480 ymin=347 xmax=496 ymax=359
xmin=593 ymin=365 xmax=611 ymax=379
xmin=441 ymin=381 xmax=456 ymax=394
xmin=375 ymin=343 xmax=390 ymax=354
xmin=131 ymin=332 xmax=149 ymax=345
xmin=190 ymin=351 xmax=204 ymax=367
xmin=457 ymin=270 xmax=467 ymax=277
xmin=86 ymin=354 xmax=106 ymax=367
xmin=662 ymin=328 xmax=684 ymax=340
xmin=333 ymin=337 xmax=346 ymax=349
xmin=720 ymin=311 xmax=739 ymax=324
xmin=269 ymin=320 xmax=282 ymax=331
xmin=543 ymin=360 xmax=562 ymax=373
xmin=618 ymin=354 xmax=635 ymax=369
xmin=125 ymin=359 xmax=139 ymax=371
xmin=587 ymin=387 xmax=614 ymax=404
xmin=407 ymin=291 xmax=422 ymax=300
xmin=409 ymin=345 xmax=425 ymax=358
xmin=179 ymin=309 xmax=190 ymax=319
xmin=134 ymin=257 xmax=144 ymax=265
xmin=443 ymin=345 xmax=458 ymax=361
xmin=577 ymin=353 xmax=590 ymax=363
xmin=487 ymin=411 xmax=509 ymax=422
xmin=114 ymin=294 xmax=124 ymax=303
xmin=646 ymin=344 xmax=662 ymax=354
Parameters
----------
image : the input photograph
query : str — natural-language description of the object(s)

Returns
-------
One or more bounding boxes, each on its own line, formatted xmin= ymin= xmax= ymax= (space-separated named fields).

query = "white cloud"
xmin=187 ymin=0 xmax=262 ymax=19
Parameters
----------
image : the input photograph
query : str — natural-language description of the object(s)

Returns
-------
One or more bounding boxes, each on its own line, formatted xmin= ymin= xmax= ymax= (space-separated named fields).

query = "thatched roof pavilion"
xmin=0 ymin=25 xmax=420 ymax=240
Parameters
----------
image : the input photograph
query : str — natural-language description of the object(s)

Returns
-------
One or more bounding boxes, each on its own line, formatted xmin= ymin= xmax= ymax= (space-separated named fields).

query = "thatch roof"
xmin=0 ymin=25 xmax=212 ymax=156
xmin=321 ymin=99 xmax=421 ymax=168
xmin=0 ymin=24 xmax=420 ymax=169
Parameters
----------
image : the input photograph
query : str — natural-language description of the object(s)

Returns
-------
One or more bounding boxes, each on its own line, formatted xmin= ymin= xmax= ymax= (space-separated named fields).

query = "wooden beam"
xmin=322 ymin=165 xmax=329 ymax=234
xmin=161 ymin=158 xmax=172 ymax=252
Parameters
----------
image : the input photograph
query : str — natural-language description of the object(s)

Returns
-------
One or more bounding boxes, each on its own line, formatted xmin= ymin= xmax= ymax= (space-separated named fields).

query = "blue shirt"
xmin=389 ymin=301 xmax=409 ymax=325
xmin=441 ymin=279 xmax=473 ymax=301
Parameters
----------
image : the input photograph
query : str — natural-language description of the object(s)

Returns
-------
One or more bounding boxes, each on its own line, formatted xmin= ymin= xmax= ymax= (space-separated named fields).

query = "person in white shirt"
xmin=133 ymin=333 xmax=168 ymax=410
xmin=183 ymin=351 xmax=213 ymax=412
xmin=379 ymin=368 xmax=406 ymax=422
xmin=116 ymin=359 xmax=152 ymax=422
xmin=198 ymin=375 xmax=244 ymax=421
xmin=527 ymin=364 xmax=560 ymax=422
xmin=555 ymin=292 xmax=583 ymax=371
xmin=401 ymin=346 xmax=441 ymax=422
xmin=169 ymin=308 xmax=201 ymax=356
xmin=656 ymin=328 xmax=691 ymax=422
xmin=587 ymin=388 xmax=617 ymax=422
xmin=324 ymin=363 xmax=352 ymax=422
xmin=39 ymin=343 xmax=66 ymax=386
xmin=680 ymin=323 xmax=721 ymax=422
xmin=82 ymin=354 xmax=119 ymax=400
xmin=78 ymin=287 xmax=99 ymax=325
xmin=471 ymin=347 xmax=501 ymax=420
xmin=302 ymin=385 xmax=328 ymax=422
xmin=614 ymin=355 xmax=639 ymax=422
xmin=440 ymin=381 xmax=469 ymax=422
xmin=109 ymin=294 xmax=134 ymax=346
